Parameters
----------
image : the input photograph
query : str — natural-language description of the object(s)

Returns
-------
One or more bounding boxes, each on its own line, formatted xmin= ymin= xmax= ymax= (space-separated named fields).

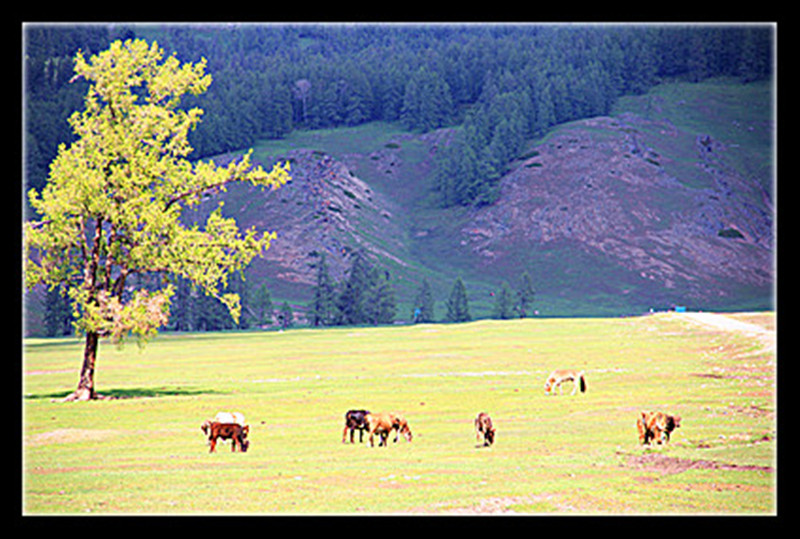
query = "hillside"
xmin=183 ymin=80 xmax=776 ymax=318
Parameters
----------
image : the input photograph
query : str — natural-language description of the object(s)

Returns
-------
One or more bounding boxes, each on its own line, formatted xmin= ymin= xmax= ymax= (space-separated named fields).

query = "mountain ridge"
xmin=190 ymin=79 xmax=775 ymax=318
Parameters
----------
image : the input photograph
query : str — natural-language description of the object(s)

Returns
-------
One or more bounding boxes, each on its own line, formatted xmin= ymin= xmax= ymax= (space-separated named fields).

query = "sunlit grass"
xmin=23 ymin=314 xmax=776 ymax=514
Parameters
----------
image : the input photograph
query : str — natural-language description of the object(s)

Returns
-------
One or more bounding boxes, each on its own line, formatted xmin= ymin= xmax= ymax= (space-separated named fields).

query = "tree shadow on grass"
xmin=24 ymin=386 xmax=226 ymax=401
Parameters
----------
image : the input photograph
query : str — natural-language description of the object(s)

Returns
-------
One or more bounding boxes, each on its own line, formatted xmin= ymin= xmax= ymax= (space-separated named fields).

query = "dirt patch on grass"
xmin=677 ymin=312 xmax=775 ymax=354
xmin=625 ymin=453 xmax=774 ymax=475
xmin=419 ymin=493 xmax=575 ymax=514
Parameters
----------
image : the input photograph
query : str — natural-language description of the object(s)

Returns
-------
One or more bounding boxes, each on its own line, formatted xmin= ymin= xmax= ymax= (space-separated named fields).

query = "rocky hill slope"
xmin=199 ymin=81 xmax=775 ymax=316
xmin=463 ymin=114 xmax=773 ymax=305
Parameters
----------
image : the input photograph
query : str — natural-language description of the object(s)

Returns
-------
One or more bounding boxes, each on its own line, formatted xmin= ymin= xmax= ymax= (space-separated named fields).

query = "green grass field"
xmin=23 ymin=313 xmax=776 ymax=514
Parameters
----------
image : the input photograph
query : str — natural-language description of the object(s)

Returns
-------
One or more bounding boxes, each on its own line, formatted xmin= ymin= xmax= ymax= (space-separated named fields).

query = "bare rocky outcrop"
xmin=461 ymin=114 xmax=773 ymax=300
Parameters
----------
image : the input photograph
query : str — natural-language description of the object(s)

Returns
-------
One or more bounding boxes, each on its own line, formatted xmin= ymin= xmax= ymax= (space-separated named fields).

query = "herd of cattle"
xmin=199 ymin=369 xmax=680 ymax=452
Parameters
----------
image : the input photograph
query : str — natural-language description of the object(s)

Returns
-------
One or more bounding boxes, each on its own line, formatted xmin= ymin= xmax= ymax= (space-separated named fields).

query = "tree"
xmin=252 ymin=283 xmax=275 ymax=327
xmin=516 ymin=271 xmax=536 ymax=318
xmin=492 ymin=281 xmax=515 ymax=320
xmin=293 ymin=78 xmax=312 ymax=125
xmin=23 ymin=39 xmax=290 ymax=401
xmin=364 ymin=269 xmax=397 ymax=325
xmin=445 ymin=277 xmax=471 ymax=323
xmin=310 ymin=253 xmax=338 ymax=327
xmin=277 ymin=302 xmax=294 ymax=329
xmin=413 ymin=279 xmax=435 ymax=323
xmin=401 ymin=66 xmax=453 ymax=132
xmin=43 ymin=285 xmax=72 ymax=337
xmin=336 ymin=251 xmax=374 ymax=325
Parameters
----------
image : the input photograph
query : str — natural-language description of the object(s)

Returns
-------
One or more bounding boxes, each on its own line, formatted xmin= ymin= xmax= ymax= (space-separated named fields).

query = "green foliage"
xmin=445 ymin=277 xmax=471 ymax=323
xmin=309 ymin=250 xmax=398 ymax=327
xmin=25 ymin=38 xmax=290 ymax=344
xmin=516 ymin=271 xmax=536 ymax=318
xmin=492 ymin=281 xmax=515 ymax=320
xmin=278 ymin=302 xmax=294 ymax=329
xmin=718 ymin=228 xmax=745 ymax=239
xmin=401 ymin=66 xmax=454 ymax=132
xmin=413 ymin=279 xmax=436 ymax=323
xmin=310 ymin=254 xmax=339 ymax=327
xmin=23 ymin=39 xmax=291 ymax=398
xmin=25 ymin=25 xmax=774 ymax=196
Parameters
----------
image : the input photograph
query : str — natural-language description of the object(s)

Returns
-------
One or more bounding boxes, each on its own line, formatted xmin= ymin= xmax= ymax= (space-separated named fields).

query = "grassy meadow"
xmin=22 ymin=313 xmax=776 ymax=514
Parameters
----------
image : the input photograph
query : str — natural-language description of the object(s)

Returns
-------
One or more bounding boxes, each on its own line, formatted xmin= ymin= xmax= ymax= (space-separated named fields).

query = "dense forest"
xmin=25 ymin=24 xmax=772 ymax=204
xmin=24 ymin=23 xmax=774 ymax=335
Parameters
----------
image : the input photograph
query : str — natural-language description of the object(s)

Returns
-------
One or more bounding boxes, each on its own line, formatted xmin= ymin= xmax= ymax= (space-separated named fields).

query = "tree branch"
xmin=165 ymin=176 xmax=243 ymax=211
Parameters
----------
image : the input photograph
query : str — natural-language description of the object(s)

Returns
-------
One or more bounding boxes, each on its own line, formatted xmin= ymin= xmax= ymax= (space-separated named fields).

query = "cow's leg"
xmin=209 ymin=438 xmax=217 ymax=453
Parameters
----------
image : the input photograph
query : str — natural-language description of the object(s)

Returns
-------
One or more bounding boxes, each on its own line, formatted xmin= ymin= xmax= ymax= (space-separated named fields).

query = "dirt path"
xmin=674 ymin=312 xmax=775 ymax=353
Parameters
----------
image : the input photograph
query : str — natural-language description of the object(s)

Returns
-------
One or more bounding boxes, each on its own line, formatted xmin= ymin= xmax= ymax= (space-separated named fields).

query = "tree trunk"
xmin=63 ymin=331 xmax=99 ymax=401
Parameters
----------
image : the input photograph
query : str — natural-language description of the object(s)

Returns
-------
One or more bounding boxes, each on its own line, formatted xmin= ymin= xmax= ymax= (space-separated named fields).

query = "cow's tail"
xmin=579 ymin=373 xmax=586 ymax=393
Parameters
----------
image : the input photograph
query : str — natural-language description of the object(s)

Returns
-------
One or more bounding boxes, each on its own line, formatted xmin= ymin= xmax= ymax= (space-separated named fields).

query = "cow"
xmin=342 ymin=409 xmax=371 ymax=443
xmin=201 ymin=420 xmax=250 ymax=453
xmin=637 ymin=411 xmax=681 ymax=445
xmin=366 ymin=411 xmax=412 ymax=447
xmin=390 ymin=413 xmax=413 ymax=444
xmin=475 ymin=412 xmax=496 ymax=447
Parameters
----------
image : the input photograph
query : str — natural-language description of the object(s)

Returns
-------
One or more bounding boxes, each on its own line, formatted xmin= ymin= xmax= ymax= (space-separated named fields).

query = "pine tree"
xmin=170 ymin=276 xmax=194 ymax=332
xmin=252 ymin=283 xmax=274 ymax=327
xmin=492 ymin=281 xmax=515 ymax=320
xmin=43 ymin=285 xmax=72 ymax=336
xmin=278 ymin=302 xmax=294 ymax=329
xmin=413 ymin=279 xmax=436 ymax=323
xmin=310 ymin=253 xmax=338 ymax=327
xmin=337 ymin=251 xmax=375 ymax=325
xmin=516 ymin=271 xmax=536 ymax=318
xmin=445 ymin=277 xmax=471 ymax=323
xmin=401 ymin=66 xmax=453 ymax=132
xmin=365 ymin=270 xmax=397 ymax=325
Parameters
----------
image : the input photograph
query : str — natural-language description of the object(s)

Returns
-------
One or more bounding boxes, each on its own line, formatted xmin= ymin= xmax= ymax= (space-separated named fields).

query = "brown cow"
xmin=390 ymin=413 xmax=413 ymax=443
xmin=366 ymin=412 xmax=412 ymax=447
xmin=201 ymin=420 xmax=250 ymax=453
xmin=637 ymin=411 xmax=681 ymax=445
xmin=475 ymin=412 xmax=496 ymax=446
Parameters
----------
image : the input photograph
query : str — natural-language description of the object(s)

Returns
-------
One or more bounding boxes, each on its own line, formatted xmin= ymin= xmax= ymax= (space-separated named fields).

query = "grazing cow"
xmin=342 ymin=409 xmax=371 ymax=443
xmin=366 ymin=412 xmax=413 ymax=447
xmin=544 ymin=369 xmax=586 ymax=396
xmin=210 ymin=412 xmax=246 ymax=447
xmin=474 ymin=412 xmax=496 ymax=447
xmin=390 ymin=413 xmax=413 ymax=443
xmin=637 ymin=411 xmax=681 ymax=445
xmin=201 ymin=421 xmax=250 ymax=453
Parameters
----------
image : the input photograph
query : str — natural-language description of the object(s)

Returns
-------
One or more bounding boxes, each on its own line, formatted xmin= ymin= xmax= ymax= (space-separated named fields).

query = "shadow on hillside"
xmin=24 ymin=386 xmax=226 ymax=401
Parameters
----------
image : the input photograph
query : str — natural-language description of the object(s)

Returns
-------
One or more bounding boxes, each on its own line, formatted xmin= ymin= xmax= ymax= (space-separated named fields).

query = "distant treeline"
xmin=25 ymin=24 xmax=773 ymax=208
